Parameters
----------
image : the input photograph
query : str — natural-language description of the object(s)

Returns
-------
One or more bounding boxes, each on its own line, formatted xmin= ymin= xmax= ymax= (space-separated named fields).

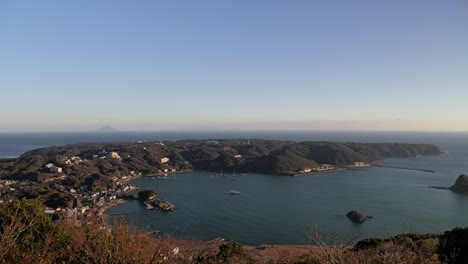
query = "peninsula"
xmin=0 ymin=139 xmax=440 ymax=219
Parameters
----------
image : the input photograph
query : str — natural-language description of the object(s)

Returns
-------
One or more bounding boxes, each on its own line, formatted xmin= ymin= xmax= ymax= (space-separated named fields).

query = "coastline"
xmin=99 ymin=165 xmax=369 ymax=216
xmin=99 ymin=169 xmax=192 ymax=217
xmin=143 ymin=169 xmax=194 ymax=178
xmin=98 ymin=199 xmax=129 ymax=216
xmin=98 ymin=172 xmax=145 ymax=217
xmin=244 ymin=244 xmax=336 ymax=260
xmin=289 ymin=167 xmax=346 ymax=177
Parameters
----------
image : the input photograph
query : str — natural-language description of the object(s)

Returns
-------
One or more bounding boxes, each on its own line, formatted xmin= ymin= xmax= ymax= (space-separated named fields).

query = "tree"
xmin=0 ymin=199 xmax=69 ymax=263
xmin=137 ymin=190 xmax=156 ymax=202
xmin=217 ymin=241 xmax=253 ymax=262
xmin=438 ymin=227 xmax=468 ymax=264
xmin=45 ymin=192 xmax=74 ymax=208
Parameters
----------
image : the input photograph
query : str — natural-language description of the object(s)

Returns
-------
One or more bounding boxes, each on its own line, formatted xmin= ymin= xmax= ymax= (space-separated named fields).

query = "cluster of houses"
xmin=64 ymin=156 xmax=86 ymax=166
xmin=43 ymin=181 xmax=139 ymax=223
xmin=0 ymin=179 xmax=16 ymax=187
xmin=45 ymin=155 xmax=90 ymax=174
xmin=0 ymin=180 xmax=34 ymax=205
xmin=113 ymin=170 xmax=141 ymax=181
xmin=297 ymin=164 xmax=336 ymax=174
xmin=296 ymin=162 xmax=368 ymax=174
xmin=3 ymin=146 xmax=181 ymax=221
xmin=0 ymin=180 xmax=18 ymax=204
xmin=157 ymin=157 xmax=182 ymax=173
xmin=92 ymin=150 xmax=122 ymax=160
xmin=38 ymin=151 xmax=142 ymax=220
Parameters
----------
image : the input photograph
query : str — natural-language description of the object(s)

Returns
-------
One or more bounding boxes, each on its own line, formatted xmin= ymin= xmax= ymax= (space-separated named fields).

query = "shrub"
xmin=0 ymin=199 xmax=71 ymax=263
xmin=394 ymin=236 xmax=416 ymax=249
xmin=354 ymin=238 xmax=384 ymax=251
xmin=217 ymin=241 xmax=253 ymax=263
xmin=438 ymin=226 xmax=468 ymax=264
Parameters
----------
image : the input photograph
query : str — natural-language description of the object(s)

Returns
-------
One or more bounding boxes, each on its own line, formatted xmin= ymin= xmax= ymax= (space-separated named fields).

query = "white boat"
xmin=227 ymin=190 xmax=240 ymax=195
xmin=145 ymin=203 xmax=154 ymax=210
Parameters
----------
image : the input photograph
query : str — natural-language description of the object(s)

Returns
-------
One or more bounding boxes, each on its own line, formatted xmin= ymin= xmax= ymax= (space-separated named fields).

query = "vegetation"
xmin=0 ymin=140 xmax=441 ymax=210
xmin=0 ymin=140 xmax=447 ymax=263
xmin=1 ymin=200 xmax=467 ymax=264
xmin=345 ymin=211 xmax=366 ymax=223
xmin=0 ymin=140 xmax=441 ymax=182
xmin=138 ymin=189 xmax=156 ymax=201
xmin=438 ymin=227 xmax=468 ymax=264
xmin=217 ymin=241 xmax=254 ymax=263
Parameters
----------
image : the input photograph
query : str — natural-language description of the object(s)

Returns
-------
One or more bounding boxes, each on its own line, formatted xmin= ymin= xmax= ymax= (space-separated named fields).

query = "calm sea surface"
xmin=1 ymin=131 xmax=468 ymax=244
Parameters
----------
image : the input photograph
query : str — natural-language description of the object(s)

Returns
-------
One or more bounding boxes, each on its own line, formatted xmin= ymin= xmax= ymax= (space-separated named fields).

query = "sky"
xmin=1 ymin=0 xmax=468 ymax=132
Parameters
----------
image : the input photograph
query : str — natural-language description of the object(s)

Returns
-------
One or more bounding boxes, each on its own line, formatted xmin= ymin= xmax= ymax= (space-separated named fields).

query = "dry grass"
xmin=0 ymin=200 xmax=444 ymax=264
xmin=0 ymin=219 xmax=442 ymax=264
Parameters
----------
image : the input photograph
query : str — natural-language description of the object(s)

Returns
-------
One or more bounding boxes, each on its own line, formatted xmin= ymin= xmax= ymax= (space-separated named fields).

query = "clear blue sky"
xmin=1 ymin=0 xmax=467 ymax=131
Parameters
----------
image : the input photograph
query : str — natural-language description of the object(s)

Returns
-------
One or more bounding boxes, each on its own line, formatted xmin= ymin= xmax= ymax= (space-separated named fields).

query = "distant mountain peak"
xmin=95 ymin=125 xmax=117 ymax=132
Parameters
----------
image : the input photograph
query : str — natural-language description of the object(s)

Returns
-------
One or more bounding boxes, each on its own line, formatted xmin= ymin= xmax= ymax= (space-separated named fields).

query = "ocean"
xmin=1 ymin=131 xmax=468 ymax=244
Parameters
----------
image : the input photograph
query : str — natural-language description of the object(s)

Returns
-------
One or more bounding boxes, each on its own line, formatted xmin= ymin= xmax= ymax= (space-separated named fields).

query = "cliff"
xmin=450 ymin=175 xmax=468 ymax=194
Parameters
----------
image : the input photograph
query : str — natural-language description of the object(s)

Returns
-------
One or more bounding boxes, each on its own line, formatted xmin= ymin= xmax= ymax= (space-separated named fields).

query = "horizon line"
xmin=0 ymin=129 xmax=467 ymax=134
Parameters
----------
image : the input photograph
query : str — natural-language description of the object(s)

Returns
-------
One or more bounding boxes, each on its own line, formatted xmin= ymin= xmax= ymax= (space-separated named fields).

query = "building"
xmin=160 ymin=157 xmax=170 ymax=163
xmin=107 ymin=152 xmax=121 ymax=159
xmin=354 ymin=161 xmax=366 ymax=167
xmin=317 ymin=164 xmax=334 ymax=171
xmin=45 ymin=163 xmax=62 ymax=173
xmin=233 ymin=155 xmax=243 ymax=159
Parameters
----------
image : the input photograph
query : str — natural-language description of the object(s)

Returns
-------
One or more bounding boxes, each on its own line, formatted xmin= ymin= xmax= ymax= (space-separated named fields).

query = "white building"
xmin=46 ymin=163 xmax=62 ymax=173
xmin=107 ymin=152 xmax=121 ymax=159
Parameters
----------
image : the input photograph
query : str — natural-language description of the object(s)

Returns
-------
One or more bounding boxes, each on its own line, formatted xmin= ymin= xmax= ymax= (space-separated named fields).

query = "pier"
xmin=373 ymin=164 xmax=435 ymax=173
xmin=428 ymin=186 xmax=450 ymax=190
xmin=150 ymin=199 xmax=176 ymax=211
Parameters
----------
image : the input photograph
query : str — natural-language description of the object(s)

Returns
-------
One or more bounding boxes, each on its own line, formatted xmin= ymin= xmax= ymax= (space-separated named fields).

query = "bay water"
xmin=1 ymin=131 xmax=467 ymax=244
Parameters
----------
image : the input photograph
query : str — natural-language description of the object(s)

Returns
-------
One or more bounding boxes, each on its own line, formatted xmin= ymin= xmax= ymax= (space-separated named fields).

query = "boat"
xmin=145 ymin=202 xmax=154 ymax=210
xmin=227 ymin=190 xmax=240 ymax=195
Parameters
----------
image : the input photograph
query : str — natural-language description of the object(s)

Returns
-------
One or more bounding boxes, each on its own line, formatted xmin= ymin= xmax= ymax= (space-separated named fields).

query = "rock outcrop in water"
xmin=346 ymin=210 xmax=367 ymax=223
xmin=450 ymin=175 xmax=468 ymax=194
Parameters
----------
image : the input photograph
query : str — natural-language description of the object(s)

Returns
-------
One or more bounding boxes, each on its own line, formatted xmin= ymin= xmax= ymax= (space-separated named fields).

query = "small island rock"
xmin=138 ymin=190 xmax=156 ymax=202
xmin=346 ymin=210 xmax=366 ymax=223
xmin=450 ymin=175 xmax=468 ymax=194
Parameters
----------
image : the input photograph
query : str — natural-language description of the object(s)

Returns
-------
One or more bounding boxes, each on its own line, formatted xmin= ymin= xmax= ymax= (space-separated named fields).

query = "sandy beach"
xmin=98 ymin=199 xmax=129 ymax=216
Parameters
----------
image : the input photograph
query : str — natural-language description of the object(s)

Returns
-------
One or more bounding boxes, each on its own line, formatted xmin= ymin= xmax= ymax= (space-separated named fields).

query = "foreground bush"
xmin=0 ymin=200 xmax=252 ymax=264
xmin=0 ymin=200 xmax=459 ymax=264
xmin=438 ymin=227 xmax=468 ymax=264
